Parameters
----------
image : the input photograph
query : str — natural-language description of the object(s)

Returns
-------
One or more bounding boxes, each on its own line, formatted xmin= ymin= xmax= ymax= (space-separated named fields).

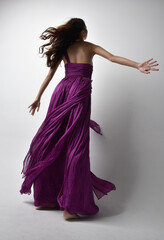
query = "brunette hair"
xmin=38 ymin=18 xmax=86 ymax=68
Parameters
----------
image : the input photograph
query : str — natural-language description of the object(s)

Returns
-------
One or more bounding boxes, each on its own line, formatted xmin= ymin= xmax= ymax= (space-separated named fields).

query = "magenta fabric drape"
xmin=20 ymin=51 xmax=116 ymax=215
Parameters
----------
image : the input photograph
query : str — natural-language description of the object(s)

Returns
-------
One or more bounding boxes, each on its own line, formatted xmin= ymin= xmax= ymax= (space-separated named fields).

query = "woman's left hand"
xmin=137 ymin=58 xmax=159 ymax=74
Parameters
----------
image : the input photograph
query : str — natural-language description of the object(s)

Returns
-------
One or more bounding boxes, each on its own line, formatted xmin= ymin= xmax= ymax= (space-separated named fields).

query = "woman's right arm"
xmin=28 ymin=59 xmax=62 ymax=116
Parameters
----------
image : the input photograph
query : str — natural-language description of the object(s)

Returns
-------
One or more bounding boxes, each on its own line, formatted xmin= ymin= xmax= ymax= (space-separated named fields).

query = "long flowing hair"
xmin=39 ymin=18 xmax=86 ymax=68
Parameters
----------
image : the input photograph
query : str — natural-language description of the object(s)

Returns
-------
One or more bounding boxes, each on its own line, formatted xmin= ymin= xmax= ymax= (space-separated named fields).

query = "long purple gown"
xmin=20 ymin=50 xmax=116 ymax=215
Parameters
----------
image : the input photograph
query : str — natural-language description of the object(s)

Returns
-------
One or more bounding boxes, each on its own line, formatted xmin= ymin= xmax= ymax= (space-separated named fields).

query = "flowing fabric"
xmin=20 ymin=51 xmax=116 ymax=215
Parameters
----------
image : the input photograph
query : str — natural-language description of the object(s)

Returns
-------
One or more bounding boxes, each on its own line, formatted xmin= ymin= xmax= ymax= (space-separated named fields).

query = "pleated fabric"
xmin=20 ymin=51 xmax=116 ymax=215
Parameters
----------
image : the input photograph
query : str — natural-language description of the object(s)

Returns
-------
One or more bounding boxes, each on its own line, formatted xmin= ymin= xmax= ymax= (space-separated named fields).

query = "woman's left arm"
xmin=91 ymin=44 xmax=159 ymax=74
xmin=112 ymin=56 xmax=159 ymax=74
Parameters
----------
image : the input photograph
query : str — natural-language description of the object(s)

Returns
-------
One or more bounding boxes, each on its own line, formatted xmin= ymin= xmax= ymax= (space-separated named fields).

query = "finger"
xmin=149 ymin=63 xmax=159 ymax=67
xmin=144 ymin=69 xmax=150 ymax=73
xmin=150 ymin=68 xmax=159 ymax=71
xmin=149 ymin=60 xmax=157 ymax=64
xmin=37 ymin=104 xmax=40 ymax=111
xmin=142 ymin=58 xmax=153 ymax=65
xmin=31 ymin=108 xmax=34 ymax=115
xmin=151 ymin=65 xmax=159 ymax=69
xmin=147 ymin=58 xmax=154 ymax=63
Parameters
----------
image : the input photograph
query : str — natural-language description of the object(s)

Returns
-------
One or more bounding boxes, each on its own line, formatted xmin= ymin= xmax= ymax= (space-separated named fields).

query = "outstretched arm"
xmin=92 ymin=44 xmax=159 ymax=74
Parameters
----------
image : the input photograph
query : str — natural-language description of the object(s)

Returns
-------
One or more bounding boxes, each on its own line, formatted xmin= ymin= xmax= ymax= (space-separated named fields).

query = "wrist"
xmin=35 ymin=96 xmax=41 ymax=101
xmin=136 ymin=62 xmax=140 ymax=70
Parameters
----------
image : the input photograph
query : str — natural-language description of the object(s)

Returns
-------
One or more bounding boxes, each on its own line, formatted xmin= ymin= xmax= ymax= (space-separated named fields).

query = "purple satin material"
xmin=20 ymin=51 xmax=116 ymax=215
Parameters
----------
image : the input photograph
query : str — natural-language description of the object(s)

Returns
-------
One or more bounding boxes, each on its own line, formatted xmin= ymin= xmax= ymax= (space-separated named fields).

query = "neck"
xmin=75 ymin=39 xmax=84 ymax=42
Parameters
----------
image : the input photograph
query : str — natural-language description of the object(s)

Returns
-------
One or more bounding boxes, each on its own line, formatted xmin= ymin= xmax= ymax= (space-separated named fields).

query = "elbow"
xmin=110 ymin=55 xmax=115 ymax=62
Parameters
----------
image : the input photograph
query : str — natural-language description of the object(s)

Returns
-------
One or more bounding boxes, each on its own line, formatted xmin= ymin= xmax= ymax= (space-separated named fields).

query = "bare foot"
xmin=63 ymin=209 xmax=81 ymax=220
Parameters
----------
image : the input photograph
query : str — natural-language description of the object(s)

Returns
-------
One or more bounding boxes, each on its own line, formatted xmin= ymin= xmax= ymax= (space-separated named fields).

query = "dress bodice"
xmin=64 ymin=51 xmax=93 ymax=79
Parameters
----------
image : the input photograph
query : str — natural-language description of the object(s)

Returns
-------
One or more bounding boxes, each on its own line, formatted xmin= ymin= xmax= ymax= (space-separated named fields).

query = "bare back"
xmin=63 ymin=41 xmax=95 ymax=66
xmin=48 ymin=41 xmax=114 ymax=77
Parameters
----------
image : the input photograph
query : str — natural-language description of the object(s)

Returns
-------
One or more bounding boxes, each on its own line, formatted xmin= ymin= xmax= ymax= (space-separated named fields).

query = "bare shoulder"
xmin=83 ymin=41 xmax=101 ymax=54
xmin=84 ymin=41 xmax=114 ymax=61
xmin=84 ymin=41 xmax=96 ymax=53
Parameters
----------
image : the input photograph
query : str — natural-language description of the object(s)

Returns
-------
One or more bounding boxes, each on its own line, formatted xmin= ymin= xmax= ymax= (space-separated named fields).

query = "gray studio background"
xmin=1 ymin=0 xmax=163 ymax=239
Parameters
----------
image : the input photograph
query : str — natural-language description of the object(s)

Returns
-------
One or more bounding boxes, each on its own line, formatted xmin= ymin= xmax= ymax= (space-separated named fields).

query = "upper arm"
xmin=91 ymin=44 xmax=114 ymax=62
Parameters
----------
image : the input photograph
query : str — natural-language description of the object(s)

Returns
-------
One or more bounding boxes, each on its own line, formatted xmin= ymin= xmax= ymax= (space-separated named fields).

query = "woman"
xmin=20 ymin=18 xmax=159 ymax=221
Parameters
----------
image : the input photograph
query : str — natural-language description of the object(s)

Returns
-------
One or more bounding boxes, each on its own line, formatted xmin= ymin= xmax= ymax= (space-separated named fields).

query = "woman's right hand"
xmin=28 ymin=98 xmax=41 ymax=116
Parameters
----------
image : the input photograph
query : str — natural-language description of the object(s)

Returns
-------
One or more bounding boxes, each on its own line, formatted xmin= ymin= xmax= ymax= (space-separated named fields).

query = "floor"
xmin=1 ymin=137 xmax=163 ymax=240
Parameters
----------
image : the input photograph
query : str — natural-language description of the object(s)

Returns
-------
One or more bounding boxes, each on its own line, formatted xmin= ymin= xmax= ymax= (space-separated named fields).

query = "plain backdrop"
xmin=0 ymin=0 xmax=163 ymax=239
